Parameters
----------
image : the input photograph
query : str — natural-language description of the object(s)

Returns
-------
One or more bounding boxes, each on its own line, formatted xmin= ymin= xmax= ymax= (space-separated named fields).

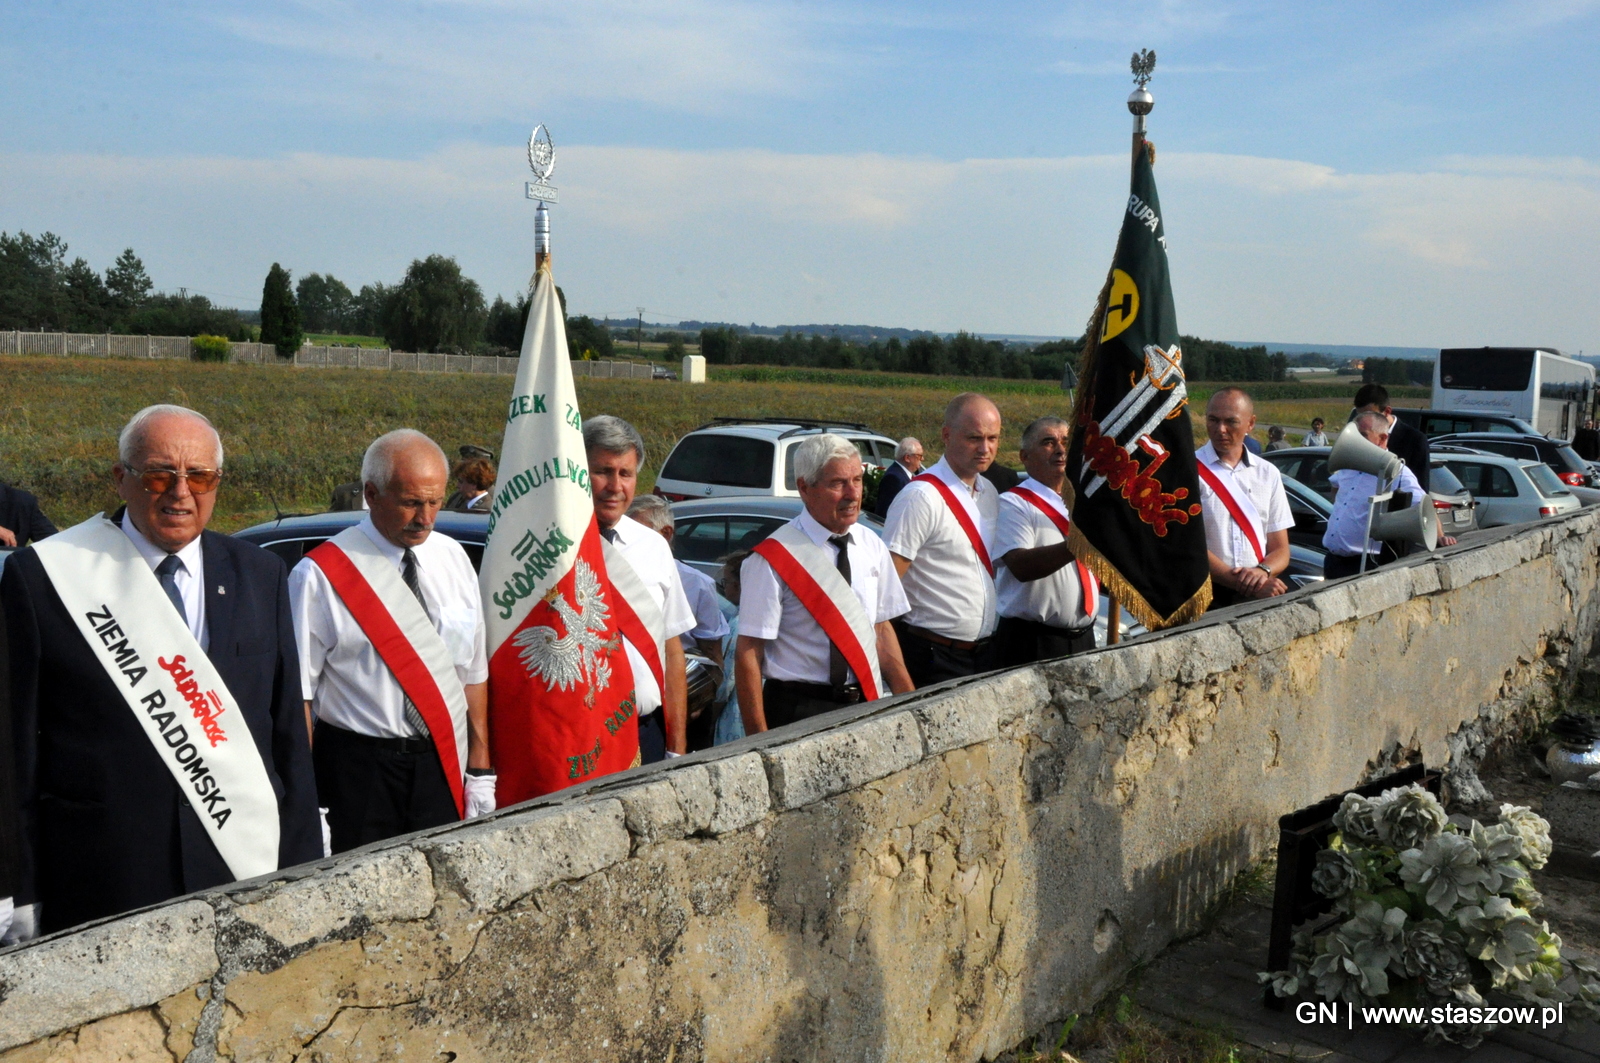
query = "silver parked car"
xmin=654 ymin=419 xmax=899 ymax=501
xmin=1438 ymin=454 xmax=1583 ymax=528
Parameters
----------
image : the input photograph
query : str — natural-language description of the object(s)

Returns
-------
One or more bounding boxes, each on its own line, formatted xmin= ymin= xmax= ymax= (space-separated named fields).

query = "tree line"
xmin=697 ymin=328 xmax=1290 ymax=382
xmin=0 ymin=231 xmax=253 ymax=338
xmin=261 ymin=256 xmax=614 ymax=359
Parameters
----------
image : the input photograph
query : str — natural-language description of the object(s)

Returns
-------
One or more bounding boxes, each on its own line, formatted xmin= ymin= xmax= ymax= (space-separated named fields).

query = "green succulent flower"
xmin=1400 ymin=832 xmax=1489 ymax=914
xmin=1312 ymin=847 xmax=1363 ymax=904
xmin=1401 ymin=920 xmax=1473 ymax=995
xmin=1498 ymin=804 xmax=1552 ymax=870
xmin=1456 ymin=897 xmax=1544 ymax=988
xmin=1332 ymin=793 xmax=1385 ymax=847
xmin=1378 ymin=784 xmax=1448 ymax=850
xmin=1469 ymin=820 xmax=1530 ymax=896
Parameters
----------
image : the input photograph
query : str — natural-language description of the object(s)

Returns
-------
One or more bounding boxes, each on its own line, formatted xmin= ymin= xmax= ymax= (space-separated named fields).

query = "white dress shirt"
xmin=1323 ymin=465 xmax=1425 ymax=557
xmin=121 ymin=513 xmax=208 ymax=650
xmin=882 ymin=457 xmax=999 ymax=641
xmin=607 ymin=514 xmax=695 ymax=716
xmin=677 ymin=560 xmax=730 ymax=644
xmin=1196 ymin=441 xmax=1294 ymax=570
xmin=289 ymin=517 xmax=488 ymax=739
xmin=994 ymin=477 xmax=1093 ymax=630
xmin=739 ymin=511 xmax=909 ymax=684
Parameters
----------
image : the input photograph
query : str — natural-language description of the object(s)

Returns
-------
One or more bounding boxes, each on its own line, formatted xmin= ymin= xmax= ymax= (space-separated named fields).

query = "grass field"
xmin=0 ymin=355 xmax=1404 ymax=532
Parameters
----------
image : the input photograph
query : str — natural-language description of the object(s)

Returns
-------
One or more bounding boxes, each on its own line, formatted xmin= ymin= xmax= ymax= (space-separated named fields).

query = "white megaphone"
xmin=1368 ymin=501 xmax=1439 ymax=552
xmin=1327 ymin=421 xmax=1403 ymax=481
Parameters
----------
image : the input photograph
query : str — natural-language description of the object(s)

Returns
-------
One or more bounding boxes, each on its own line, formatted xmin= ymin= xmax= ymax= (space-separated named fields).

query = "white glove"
xmin=2 ymin=902 xmax=38 ymax=946
xmin=0 ymin=897 xmax=12 ymax=942
xmin=465 ymin=774 xmax=498 ymax=819
xmin=319 ymin=807 xmax=333 ymax=858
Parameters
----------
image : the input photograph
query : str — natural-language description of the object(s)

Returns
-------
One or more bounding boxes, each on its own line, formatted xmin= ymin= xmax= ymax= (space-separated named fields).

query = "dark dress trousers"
xmin=0 ymin=484 xmax=58 ymax=546
xmin=873 ymin=462 xmax=912 ymax=518
xmin=2 ymin=520 xmax=321 ymax=933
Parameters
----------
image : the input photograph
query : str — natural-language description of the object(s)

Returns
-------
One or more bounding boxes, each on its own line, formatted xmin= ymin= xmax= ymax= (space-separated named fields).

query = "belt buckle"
xmin=833 ymin=684 xmax=863 ymax=704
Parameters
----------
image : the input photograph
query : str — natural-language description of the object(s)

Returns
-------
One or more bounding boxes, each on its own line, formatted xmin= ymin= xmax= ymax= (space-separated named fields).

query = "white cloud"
xmin=207 ymin=0 xmax=830 ymax=118
xmin=3 ymin=144 xmax=1597 ymax=353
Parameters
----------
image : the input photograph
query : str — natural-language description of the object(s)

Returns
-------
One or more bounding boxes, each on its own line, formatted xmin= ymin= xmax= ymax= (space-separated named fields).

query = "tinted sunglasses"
xmin=127 ymin=466 xmax=223 ymax=494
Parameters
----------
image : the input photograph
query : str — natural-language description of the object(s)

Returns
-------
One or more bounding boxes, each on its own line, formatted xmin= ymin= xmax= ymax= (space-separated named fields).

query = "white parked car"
xmin=1437 ymin=453 xmax=1583 ymax=528
xmin=654 ymin=418 xmax=899 ymax=500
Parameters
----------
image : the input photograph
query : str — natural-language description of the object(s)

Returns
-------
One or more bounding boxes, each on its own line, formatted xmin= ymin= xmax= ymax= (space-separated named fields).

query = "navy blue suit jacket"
xmin=2 ymin=518 xmax=320 ymax=932
xmin=874 ymin=462 xmax=913 ymax=518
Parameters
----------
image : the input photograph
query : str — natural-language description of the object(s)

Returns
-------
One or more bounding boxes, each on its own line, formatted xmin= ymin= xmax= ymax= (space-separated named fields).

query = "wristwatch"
xmin=1257 ymin=563 xmax=1274 ymax=577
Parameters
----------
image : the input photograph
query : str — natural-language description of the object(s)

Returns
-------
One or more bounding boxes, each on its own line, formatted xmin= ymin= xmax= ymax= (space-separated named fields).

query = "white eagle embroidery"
xmin=512 ymin=559 xmax=620 ymax=706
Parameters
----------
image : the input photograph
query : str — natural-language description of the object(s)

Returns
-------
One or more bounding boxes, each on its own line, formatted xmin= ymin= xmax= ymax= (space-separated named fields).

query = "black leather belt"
xmin=765 ymin=678 xmax=864 ymax=705
xmin=319 ymin=721 xmax=433 ymax=754
xmin=898 ymin=622 xmax=992 ymax=653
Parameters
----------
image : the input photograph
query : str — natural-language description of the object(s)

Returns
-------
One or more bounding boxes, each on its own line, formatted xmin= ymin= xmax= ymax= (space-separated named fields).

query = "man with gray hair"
xmin=1 ymin=404 xmax=320 ymax=940
xmin=872 ymin=436 xmax=924 ymax=517
xmin=289 ymin=429 xmax=495 ymax=854
xmin=994 ymin=416 xmax=1100 ymax=664
xmin=585 ymin=415 xmax=693 ymax=761
xmin=737 ymin=433 xmax=913 ymax=731
xmin=1321 ymin=410 xmax=1450 ymax=579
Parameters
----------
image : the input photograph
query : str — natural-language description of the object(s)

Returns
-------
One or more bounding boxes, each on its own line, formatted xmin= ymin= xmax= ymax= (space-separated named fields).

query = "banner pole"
xmin=1107 ymin=595 xmax=1122 ymax=645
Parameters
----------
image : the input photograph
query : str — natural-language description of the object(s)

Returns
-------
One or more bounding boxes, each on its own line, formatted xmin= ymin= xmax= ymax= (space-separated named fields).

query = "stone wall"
xmin=4 ymin=510 xmax=1598 ymax=1063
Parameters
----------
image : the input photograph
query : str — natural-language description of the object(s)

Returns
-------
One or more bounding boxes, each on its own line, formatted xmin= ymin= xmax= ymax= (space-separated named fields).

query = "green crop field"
xmin=0 ymin=355 xmax=1404 ymax=532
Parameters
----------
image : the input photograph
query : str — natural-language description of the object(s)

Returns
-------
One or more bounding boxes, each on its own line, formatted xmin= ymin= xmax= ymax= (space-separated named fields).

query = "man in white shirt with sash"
xmin=583 ymin=416 xmax=694 ymax=762
xmin=994 ymin=417 xmax=1101 ymax=665
xmin=883 ymin=392 xmax=1002 ymax=686
xmin=1 ymin=404 xmax=319 ymax=938
xmin=1195 ymin=387 xmax=1293 ymax=607
xmin=737 ymin=434 xmax=914 ymax=731
xmin=289 ymin=429 xmax=494 ymax=855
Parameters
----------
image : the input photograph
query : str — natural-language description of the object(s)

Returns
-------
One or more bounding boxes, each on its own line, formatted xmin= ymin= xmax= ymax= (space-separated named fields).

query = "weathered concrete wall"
xmin=4 ymin=511 xmax=1599 ymax=1063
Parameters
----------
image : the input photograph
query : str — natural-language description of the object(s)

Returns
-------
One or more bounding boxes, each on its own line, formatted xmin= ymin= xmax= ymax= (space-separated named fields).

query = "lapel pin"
xmin=217 ymin=586 xmax=226 ymax=595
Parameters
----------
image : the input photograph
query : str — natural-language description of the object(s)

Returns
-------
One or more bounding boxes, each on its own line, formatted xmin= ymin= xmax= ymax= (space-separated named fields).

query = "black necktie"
xmin=155 ymin=554 xmax=188 ymax=625
xmin=600 ymin=526 xmax=618 ymax=543
xmin=828 ymin=534 xmax=852 ymax=687
xmin=400 ymin=548 xmax=431 ymax=738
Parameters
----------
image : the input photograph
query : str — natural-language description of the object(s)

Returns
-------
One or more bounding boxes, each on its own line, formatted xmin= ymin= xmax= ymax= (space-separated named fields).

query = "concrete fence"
xmin=0 ymin=330 xmax=658 ymax=380
xmin=2 ymin=511 xmax=1597 ymax=1062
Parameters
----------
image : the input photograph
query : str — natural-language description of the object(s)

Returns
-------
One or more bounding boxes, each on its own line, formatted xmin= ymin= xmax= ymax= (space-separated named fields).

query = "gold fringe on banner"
xmin=1062 ymin=266 xmax=1212 ymax=631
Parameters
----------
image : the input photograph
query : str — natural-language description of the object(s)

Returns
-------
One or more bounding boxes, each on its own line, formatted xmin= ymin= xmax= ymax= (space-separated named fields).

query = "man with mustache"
xmin=289 ymin=429 xmax=495 ymax=853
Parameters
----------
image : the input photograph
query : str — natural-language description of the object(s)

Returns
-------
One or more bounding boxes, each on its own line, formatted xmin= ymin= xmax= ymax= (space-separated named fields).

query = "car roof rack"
xmin=692 ymin=416 xmax=876 ymax=437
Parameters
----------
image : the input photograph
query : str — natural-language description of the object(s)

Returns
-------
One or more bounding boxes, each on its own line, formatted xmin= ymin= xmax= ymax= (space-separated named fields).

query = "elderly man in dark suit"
xmin=1 ymin=404 xmax=321 ymax=939
xmin=872 ymin=437 xmax=924 ymax=518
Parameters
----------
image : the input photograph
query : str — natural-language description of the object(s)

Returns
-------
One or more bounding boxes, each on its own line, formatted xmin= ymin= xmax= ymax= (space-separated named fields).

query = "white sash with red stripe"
xmin=600 ymin=536 xmax=665 ymax=694
xmin=33 ymin=515 xmax=281 ymax=881
xmin=751 ymin=522 xmax=883 ymax=700
xmin=1007 ymin=483 xmax=1101 ymax=610
xmin=1195 ymin=460 xmax=1266 ymax=564
xmin=307 ymin=526 xmax=469 ymax=817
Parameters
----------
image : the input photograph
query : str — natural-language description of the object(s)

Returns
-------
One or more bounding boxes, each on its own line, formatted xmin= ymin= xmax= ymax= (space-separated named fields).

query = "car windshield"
xmin=1525 ymin=463 xmax=1572 ymax=497
xmin=660 ymin=435 xmax=775 ymax=489
xmin=1429 ymin=464 xmax=1467 ymax=495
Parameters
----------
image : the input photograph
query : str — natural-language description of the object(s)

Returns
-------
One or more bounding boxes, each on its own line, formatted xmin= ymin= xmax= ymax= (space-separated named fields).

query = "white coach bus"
xmin=1433 ymin=347 xmax=1596 ymax=442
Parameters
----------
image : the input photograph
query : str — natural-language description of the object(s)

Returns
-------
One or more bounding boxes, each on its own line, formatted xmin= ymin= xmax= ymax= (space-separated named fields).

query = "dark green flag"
xmin=1062 ymin=141 xmax=1210 ymax=629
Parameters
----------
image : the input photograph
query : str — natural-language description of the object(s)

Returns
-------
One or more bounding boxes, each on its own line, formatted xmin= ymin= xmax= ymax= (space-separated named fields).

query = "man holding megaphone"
xmin=1323 ymin=411 xmax=1456 ymax=579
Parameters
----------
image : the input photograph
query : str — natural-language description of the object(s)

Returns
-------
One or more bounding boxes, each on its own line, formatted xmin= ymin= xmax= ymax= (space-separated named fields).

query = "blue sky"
xmin=3 ymin=1 xmax=1598 ymax=351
